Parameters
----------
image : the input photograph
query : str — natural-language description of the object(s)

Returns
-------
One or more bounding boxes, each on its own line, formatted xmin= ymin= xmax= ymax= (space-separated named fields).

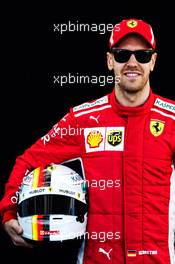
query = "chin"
xmin=125 ymin=88 xmax=141 ymax=94
xmin=119 ymin=83 xmax=143 ymax=94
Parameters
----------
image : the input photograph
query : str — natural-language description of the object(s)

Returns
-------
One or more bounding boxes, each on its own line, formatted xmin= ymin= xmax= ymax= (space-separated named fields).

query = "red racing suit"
xmin=0 ymin=88 xmax=175 ymax=264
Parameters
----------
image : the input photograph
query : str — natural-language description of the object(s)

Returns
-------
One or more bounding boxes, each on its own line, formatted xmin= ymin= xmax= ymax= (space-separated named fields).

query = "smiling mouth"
xmin=124 ymin=72 xmax=141 ymax=78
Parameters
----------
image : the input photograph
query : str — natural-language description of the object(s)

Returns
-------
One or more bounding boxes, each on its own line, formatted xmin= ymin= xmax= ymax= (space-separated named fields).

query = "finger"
xmin=13 ymin=236 xmax=34 ymax=248
xmin=4 ymin=219 xmax=23 ymax=235
xmin=11 ymin=221 xmax=23 ymax=235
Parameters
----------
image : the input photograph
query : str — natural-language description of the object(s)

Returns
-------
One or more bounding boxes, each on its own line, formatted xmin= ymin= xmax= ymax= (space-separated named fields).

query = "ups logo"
xmin=107 ymin=130 xmax=122 ymax=146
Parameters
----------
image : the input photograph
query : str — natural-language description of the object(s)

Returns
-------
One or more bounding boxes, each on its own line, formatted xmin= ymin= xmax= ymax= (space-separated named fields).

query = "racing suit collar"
xmin=110 ymin=88 xmax=154 ymax=117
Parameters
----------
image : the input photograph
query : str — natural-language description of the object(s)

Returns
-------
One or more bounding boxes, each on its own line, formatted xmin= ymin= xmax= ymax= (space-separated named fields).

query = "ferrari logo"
xmin=150 ymin=120 xmax=165 ymax=137
xmin=127 ymin=20 xmax=138 ymax=28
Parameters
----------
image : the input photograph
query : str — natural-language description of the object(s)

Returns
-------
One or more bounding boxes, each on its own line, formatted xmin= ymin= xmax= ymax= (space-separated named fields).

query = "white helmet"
xmin=17 ymin=164 xmax=88 ymax=242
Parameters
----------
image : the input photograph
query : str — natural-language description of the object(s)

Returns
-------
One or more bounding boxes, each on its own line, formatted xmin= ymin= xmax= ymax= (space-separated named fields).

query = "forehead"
xmin=115 ymin=33 xmax=151 ymax=49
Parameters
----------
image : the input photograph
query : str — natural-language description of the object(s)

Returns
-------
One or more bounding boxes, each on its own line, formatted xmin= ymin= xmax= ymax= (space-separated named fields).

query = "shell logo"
xmin=87 ymin=130 xmax=103 ymax=148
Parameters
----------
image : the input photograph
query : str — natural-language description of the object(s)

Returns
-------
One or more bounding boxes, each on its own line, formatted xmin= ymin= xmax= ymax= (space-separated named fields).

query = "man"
xmin=0 ymin=18 xmax=175 ymax=263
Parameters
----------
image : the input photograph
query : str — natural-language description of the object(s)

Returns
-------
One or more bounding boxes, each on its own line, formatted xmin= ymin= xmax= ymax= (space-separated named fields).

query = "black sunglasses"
xmin=111 ymin=48 xmax=155 ymax=63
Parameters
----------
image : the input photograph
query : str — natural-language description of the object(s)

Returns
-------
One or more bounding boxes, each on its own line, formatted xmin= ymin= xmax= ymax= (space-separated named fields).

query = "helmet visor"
xmin=18 ymin=194 xmax=87 ymax=217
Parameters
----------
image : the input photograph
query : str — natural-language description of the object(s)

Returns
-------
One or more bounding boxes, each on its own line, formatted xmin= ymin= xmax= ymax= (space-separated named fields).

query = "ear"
xmin=150 ymin=52 xmax=157 ymax=71
xmin=107 ymin=52 xmax=114 ymax=70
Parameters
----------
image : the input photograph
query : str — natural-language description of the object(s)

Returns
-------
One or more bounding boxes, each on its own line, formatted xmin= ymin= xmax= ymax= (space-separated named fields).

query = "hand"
xmin=4 ymin=219 xmax=33 ymax=248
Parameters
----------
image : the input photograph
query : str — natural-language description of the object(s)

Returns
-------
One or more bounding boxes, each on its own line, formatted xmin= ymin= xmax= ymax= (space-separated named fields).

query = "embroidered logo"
xmin=154 ymin=98 xmax=175 ymax=114
xmin=73 ymin=96 xmax=108 ymax=112
xmin=99 ymin=248 xmax=112 ymax=260
xmin=84 ymin=127 xmax=125 ymax=153
xmin=127 ymin=20 xmax=138 ymax=28
xmin=107 ymin=129 xmax=123 ymax=146
xmin=150 ymin=119 xmax=165 ymax=137
xmin=89 ymin=115 xmax=100 ymax=124
xmin=87 ymin=130 xmax=103 ymax=148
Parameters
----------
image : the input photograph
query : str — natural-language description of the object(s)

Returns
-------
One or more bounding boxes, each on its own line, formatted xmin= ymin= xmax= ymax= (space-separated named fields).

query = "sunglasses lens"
xmin=135 ymin=50 xmax=153 ymax=63
xmin=113 ymin=50 xmax=131 ymax=63
xmin=112 ymin=49 xmax=154 ymax=63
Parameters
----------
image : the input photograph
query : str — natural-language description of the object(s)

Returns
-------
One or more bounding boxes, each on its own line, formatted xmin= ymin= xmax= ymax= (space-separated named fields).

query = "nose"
xmin=126 ymin=54 xmax=138 ymax=66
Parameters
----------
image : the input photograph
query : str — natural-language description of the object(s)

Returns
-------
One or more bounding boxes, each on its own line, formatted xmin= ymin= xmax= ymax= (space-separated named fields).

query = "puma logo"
xmin=89 ymin=115 xmax=100 ymax=124
xmin=99 ymin=247 xmax=112 ymax=260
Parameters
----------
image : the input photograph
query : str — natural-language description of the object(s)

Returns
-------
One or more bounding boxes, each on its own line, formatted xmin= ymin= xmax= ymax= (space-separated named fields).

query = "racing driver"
xmin=0 ymin=18 xmax=175 ymax=264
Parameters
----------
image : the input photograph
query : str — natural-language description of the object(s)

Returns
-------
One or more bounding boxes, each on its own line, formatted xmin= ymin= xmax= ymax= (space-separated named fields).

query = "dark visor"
xmin=18 ymin=194 xmax=87 ymax=217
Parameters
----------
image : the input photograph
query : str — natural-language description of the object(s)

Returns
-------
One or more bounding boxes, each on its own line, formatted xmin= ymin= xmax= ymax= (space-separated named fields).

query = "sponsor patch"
xmin=84 ymin=128 xmax=105 ymax=153
xmin=84 ymin=127 xmax=124 ymax=153
xmin=138 ymin=250 xmax=157 ymax=255
xmin=154 ymin=98 xmax=175 ymax=114
xmin=73 ymin=96 xmax=108 ymax=112
xmin=150 ymin=119 xmax=165 ymax=137
xmin=87 ymin=130 xmax=103 ymax=148
xmin=106 ymin=128 xmax=123 ymax=149
xmin=127 ymin=249 xmax=157 ymax=257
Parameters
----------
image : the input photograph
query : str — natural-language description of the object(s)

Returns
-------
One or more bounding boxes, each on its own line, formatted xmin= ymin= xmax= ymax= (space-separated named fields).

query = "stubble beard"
xmin=117 ymin=76 xmax=149 ymax=95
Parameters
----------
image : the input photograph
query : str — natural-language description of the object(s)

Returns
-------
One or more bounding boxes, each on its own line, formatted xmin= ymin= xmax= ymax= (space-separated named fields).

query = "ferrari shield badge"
xmin=127 ymin=20 xmax=138 ymax=28
xmin=150 ymin=119 xmax=165 ymax=137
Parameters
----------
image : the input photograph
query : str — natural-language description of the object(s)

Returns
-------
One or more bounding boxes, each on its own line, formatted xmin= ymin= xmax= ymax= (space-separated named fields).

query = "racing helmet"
xmin=17 ymin=164 xmax=88 ymax=242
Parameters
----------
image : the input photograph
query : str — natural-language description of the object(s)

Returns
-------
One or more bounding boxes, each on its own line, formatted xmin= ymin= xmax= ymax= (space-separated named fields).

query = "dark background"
xmin=0 ymin=2 xmax=174 ymax=262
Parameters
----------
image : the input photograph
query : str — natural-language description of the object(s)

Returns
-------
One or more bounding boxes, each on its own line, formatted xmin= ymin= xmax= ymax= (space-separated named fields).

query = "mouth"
xmin=123 ymin=71 xmax=141 ymax=80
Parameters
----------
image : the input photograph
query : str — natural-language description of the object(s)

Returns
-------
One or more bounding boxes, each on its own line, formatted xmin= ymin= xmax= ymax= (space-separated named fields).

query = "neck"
xmin=115 ymin=84 xmax=150 ymax=107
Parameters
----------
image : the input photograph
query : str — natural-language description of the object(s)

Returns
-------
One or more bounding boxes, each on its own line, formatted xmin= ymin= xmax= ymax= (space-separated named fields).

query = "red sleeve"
xmin=0 ymin=110 xmax=83 ymax=223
